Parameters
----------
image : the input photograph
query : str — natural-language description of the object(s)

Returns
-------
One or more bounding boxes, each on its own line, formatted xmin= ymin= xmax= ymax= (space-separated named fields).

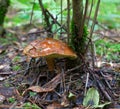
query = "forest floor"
xmin=0 ymin=25 xmax=120 ymax=109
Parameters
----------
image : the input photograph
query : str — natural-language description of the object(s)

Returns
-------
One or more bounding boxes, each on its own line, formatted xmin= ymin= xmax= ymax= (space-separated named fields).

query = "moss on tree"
xmin=0 ymin=0 xmax=10 ymax=36
xmin=70 ymin=20 xmax=88 ymax=55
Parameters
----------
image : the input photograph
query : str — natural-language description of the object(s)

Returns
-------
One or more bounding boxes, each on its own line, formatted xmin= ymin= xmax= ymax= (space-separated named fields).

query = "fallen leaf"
xmin=28 ymin=86 xmax=53 ymax=92
xmin=83 ymin=87 xmax=111 ymax=108
xmin=47 ymin=102 xmax=62 ymax=109
xmin=22 ymin=86 xmax=53 ymax=96
xmin=83 ymin=87 xmax=99 ymax=107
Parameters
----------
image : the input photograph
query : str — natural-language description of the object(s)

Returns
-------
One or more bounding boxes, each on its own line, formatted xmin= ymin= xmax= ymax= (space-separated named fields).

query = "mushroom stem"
xmin=46 ymin=57 xmax=55 ymax=71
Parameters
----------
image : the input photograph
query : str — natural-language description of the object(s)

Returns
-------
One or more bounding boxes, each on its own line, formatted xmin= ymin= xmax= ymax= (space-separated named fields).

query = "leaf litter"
xmin=0 ymin=26 xmax=120 ymax=109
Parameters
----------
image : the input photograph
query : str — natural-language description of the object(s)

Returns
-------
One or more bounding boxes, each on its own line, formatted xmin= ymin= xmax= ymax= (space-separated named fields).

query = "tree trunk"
xmin=67 ymin=0 xmax=88 ymax=69
xmin=0 ymin=0 xmax=10 ymax=36
xmin=70 ymin=0 xmax=87 ymax=56
xmin=72 ymin=0 xmax=83 ymax=37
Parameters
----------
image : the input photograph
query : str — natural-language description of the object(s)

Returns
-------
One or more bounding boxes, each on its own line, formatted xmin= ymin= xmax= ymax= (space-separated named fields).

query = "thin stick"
xmin=85 ymin=0 xmax=101 ymax=56
xmin=90 ymin=40 xmax=95 ymax=70
xmin=60 ymin=0 xmax=63 ymax=37
xmin=38 ymin=0 xmax=52 ymax=34
xmin=67 ymin=0 xmax=70 ymax=43
xmin=89 ymin=0 xmax=101 ymax=39
xmin=79 ymin=0 xmax=89 ymax=38
xmin=86 ymin=0 xmax=94 ymax=26
xmin=45 ymin=9 xmax=67 ymax=32
xmin=9 ymin=101 xmax=17 ymax=109
xmin=84 ymin=73 xmax=89 ymax=95
xmin=30 ymin=0 xmax=36 ymax=24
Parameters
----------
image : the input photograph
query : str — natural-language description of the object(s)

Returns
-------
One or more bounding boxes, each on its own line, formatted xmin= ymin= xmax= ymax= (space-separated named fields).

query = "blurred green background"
xmin=5 ymin=0 xmax=120 ymax=29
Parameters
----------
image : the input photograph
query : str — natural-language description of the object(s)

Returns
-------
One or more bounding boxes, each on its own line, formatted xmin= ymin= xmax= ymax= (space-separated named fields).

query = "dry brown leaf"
xmin=22 ymin=86 xmax=53 ymax=95
xmin=28 ymin=86 xmax=53 ymax=92
xmin=47 ymin=102 xmax=62 ymax=109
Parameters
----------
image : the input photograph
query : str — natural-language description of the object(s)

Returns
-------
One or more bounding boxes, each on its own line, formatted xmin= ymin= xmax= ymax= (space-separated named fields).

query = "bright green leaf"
xmin=83 ymin=87 xmax=99 ymax=107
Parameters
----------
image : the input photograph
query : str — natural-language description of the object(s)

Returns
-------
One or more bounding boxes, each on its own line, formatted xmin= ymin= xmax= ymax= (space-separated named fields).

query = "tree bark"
xmin=0 ymin=0 xmax=10 ymax=36
xmin=71 ymin=0 xmax=87 ymax=56
xmin=72 ymin=0 xmax=83 ymax=38
xmin=67 ymin=0 xmax=88 ymax=69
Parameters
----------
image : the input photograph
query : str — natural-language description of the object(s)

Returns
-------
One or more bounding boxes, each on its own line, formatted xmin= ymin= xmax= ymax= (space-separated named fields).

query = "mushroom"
xmin=23 ymin=38 xmax=77 ymax=71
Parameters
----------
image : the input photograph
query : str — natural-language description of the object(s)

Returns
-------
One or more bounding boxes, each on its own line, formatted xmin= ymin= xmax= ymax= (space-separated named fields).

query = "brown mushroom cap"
xmin=23 ymin=38 xmax=77 ymax=58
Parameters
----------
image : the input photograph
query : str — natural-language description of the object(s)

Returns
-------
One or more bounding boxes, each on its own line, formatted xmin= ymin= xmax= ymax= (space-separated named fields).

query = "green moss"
xmin=70 ymin=20 xmax=88 ymax=55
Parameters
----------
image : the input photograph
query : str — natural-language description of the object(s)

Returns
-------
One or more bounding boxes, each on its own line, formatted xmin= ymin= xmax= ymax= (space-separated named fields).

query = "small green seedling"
xmin=23 ymin=102 xmax=41 ymax=109
xmin=8 ymin=97 xmax=16 ymax=103
xmin=83 ymin=87 xmax=111 ymax=108
xmin=29 ymin=91 xmax=37 ymax=97
xmin=12 ymin=65 xmax=21 ymax=71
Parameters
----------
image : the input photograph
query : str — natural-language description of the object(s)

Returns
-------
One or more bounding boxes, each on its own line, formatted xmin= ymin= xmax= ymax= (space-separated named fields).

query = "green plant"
xmin=95 ymin=39 xmax=120 ymax=61
xmin=29 ymin=91 xmax=37 ymax=97
xmin=23 ymin=102 xmax=41 ymax=109
xmin=12 ymin=65 xmax=21 ymax=71
xmin=0 ymin=34 xmax=17 ymax=45
xmin=8 ymin=97 xmax=16 ymax=103
xmin=12 ymin=56 xmax=21 ymax=62
xmin=83 ymin=87 xmax=111 ymax=108
xmin=92 ymin=0 xmax=120 ymax=28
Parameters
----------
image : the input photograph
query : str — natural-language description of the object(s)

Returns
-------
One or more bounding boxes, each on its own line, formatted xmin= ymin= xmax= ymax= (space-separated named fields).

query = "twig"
xmin=99 ymin=71 xmax=112 ymax=89
xmin=79 ymin=0 xmax=89 ymax=38
xmin=60 ymin=0 xmax=63 ymax=36
xmin=0 ymin=104 xmax=20 ymax=108
xmin=93 ymin=31 xmax=120 ymax=43
xmin=90 ymin=39 xmax=95 ymax=70
xmin=61 ymin=67 xmax=66 ymax=93
xmin=30 ymin=0 xmax=36 ymax=24
xmin=85 ymin=0 xmax=101 ymax=60
xmin=66 ymin=64 xmax=84 ymax=74
xmin=84 ymin=73 xmax=90 ymax=95
xmin=97 ymin=79 xmax=112 ymax=101
xmin=56 ymin=3 xmax=72 ymax=16
xmin=9 ymin=101 xmax=18 ymax=109
xmin=38 ymin=0 xmax=52 ymax=34
xmin=24 ymin=58 xmax=36 ymax=75
xmin=45 ymin=9 xmax=67 ymax=32
xmin=89 ymin=0 xmax=100 ymax=39
xmin=67 ymin=0 xmax=70 ymax=43
xmin=86 ymin=0 xmax=94 ymax=26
